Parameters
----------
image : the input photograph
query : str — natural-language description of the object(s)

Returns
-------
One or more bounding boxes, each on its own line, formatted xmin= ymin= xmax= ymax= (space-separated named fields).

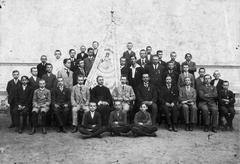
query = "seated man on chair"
xmin=179 ymin=77 xmax=197 ymax=131
xmin=112 ymin=74 xmax=135 ymax=113
xmin=30 ymin=79 xmax=51 ymax=135
xmin=218 ymin=81 xmax=236 ymax=131
xmin=108 ymin=100 xmax=132 ymax=136
xmin=198 ymin=74 xmax=218 ymax=133
xmin=135 ymin=73 xmax=158 ymax=125
xmin=79 ymin=102 xmax=107 ymax=139
xmin=51 ymin=77 xmax=71 ymax=133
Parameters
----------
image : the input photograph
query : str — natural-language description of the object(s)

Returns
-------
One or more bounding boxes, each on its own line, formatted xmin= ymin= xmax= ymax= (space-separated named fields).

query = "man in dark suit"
xmin=29 ymin=67 xmax=41 ymax=91
xmin=136 ymin=73 xmax=158 ymax=125
xmin=91 ymin=76 xmax=112 ymax=126
xmin=77 ymin=45 xmax=88 ymax=60
xmin=73 ymin=59 xmax=87 ymax=86
xmin=69 ymin=49 xmax=78 ymax=72
xmin=13 ymin=76 xmax=33 ymax=133
xmin=79 ymin=102 xmax=107 ymax=139
xmin=51 ymin=77 xmax=71 ymax=133
xmin=181 ymin=53 xmax=197 ymax=77
xmin=166 ymin=52 xmax=181 ymax=74
xmin=127 ymin=55 xmax=144 ymax=92
xmin=210 ymin=70 xmax=224 ymax=126
xmin=159 ymin=75 xmax=179 ymax=132
xmin=108 ymin=100 xmax=132 ymax=136
xmin=122 ymin=42 xmax=136 ymax=67
xmin=84 ymin=47 xmax=95 ymax=77
xmin=37 ymin=55 xmax=48 ymax=78
xmin=156 ymin=50 xmax=166 ymax=69
xmin=92 ymin=41 xmax=99 ymax=57
xmin=6 ymin=70 xmax=22 ymax=128
xmin=136 ymin=49 xmax=151 ymax=69
xmin=145 ymin=55 xmax=164 ymax=90
xmin=195 ymin=68 xmax=206 ymax=94
xmin=218 ymin=81 xmax=235 ymax=131
xmin=146 ymin=46 xmax=153 ymax=62
xmin=42 ymin=63 xmax=57 ymax=91
xmin=198 ymin=74 xmax=218 ymax=133
xmin=120 ymin=57 xmax=128 ymax=76
xmin=163 ymin=62 xmax=179 ymax=87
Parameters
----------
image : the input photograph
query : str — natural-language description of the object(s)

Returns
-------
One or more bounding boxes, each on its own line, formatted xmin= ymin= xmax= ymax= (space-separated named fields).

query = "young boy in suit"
xmin=42 ymin=63 xmax=57 ymax=91
xmin=108 ymin=100 xmax=132 ymax=136
xmin=29 ymin=67 xmax=41 ymax=91
xmin=57 ymin=58 xmax=73 ymax=91
xmin=178 ymin=64 xmax=195 ymax=90
xmin=37 ymin=55 xmax=48 ymax=78
xmin=6 ymin=70 xmax=21 ymax=128
xmin=29 ymin=79 xmax=51 ymax=135
xmin=13 ymin=76 xmax=33 ymax=133
xmin=69 ymin=49 xmax=78 ymax=72
xmin=122 ymin=42 xmax=136 ymax=67
xmin=79 ymin=102 xmax=107 ymax=139
xmin=131 ymin=102 xmax=158 ymax=137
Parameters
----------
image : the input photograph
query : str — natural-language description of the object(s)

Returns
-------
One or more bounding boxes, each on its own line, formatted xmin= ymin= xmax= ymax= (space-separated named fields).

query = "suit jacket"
xmin=218 ymin=89 xmax=235 ymax=106
xmin=181 ymin=61 xmax=197 ymax=76
xmin=198 ymin=85 xmax=218 ymax=108
xmin=127 ymin=65 xmax=144 ymax=90
xmin=166 ymin=60 xmax=181 ymax=74
xmin=42 ymin=73 xmax=57 ymax=90
xmin=120 ymin=65 xmax=129 ymax=76
xmin=77 ymin=52 xmax=88 ymax=60
xmin=57 ymin=68 xmax=73 ymax=90
xmin=136 ymin=58 xmax=151 ymax=69
xmin=112 ymin=85 xmax=136 ymax=103
xmin=29 ymin=76 xmax=41 ymax=91
xmin=82 ymin=111 xmax=102 ymax=130
xmin=122 ymin=50 xmax=136 ymax=67
xmin=178 ymin=73 xmax=195 ymax=89
xmin=70 ymin=58 xmax=78 ymax=72
xmin=84 ymin=57 xmax=95 ymax=76
xmin=195 ymin=76 xmax=205 ymax=94
xmin=210 ymin=79 xmax=224 ymax=93
xmin=51 ymin=86 xmax=71 ymax=106
xmin=109 ymin=110 xmax=127 ymax=126
xmin=16 ymin=85 xmax=33 ymax=107
xmin=134 ymin=111 xmax=152 ymax=126
xmin=93 ymin=49 xmax=98 ymax=57
xmin=91 ymin=85 xmax=112 ymax=105
xmin=159 ymin=85 xmax=179 ymax=105
xmin=136 ymin=83 xmax=157 ymax=104
xmin=159 ymin=60 xmax=166 ymax=70
xmin=73 ymin=68 xmax=86 ymax=86
xmin=163 ymin=70 xmax=179 ymax=87
xmin=37 ymin=63 xmax=48 ymax=78
xmin=146 ymin=64 xmax=164 ymax=89
xmin=71 ymin=84 xmax=90 ymax=106
xmin=179 ymin=86 xmax=197 ymax=105
xmin=6 ymin=79 xmax=22 ymax=104
xmin=32 ymin=88 xmax=51 ymax=107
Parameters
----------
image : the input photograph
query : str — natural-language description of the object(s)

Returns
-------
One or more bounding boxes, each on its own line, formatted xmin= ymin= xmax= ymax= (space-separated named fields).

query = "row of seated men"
xmin=6 ymin=68 xmax=235 ymax=136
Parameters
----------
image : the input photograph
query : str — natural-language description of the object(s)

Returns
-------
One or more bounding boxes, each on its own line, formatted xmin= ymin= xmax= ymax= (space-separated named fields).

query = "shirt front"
xmin=130 ymin=64 xmax=140 ymax=78
xmin=213 ymin=79 xmax=219 ymax=86
xmin=90 ymin=111 xmax=95 ymax=119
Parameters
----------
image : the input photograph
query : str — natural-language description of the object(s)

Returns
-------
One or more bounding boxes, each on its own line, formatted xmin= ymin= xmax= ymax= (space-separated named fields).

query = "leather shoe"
xmin=18 ymin=127 xmax=23 ymax=134
xmin=82 ymin=135 xmax=91 ymax=139
xmin=204 ymin=125 xmax=209 ymax=132
xmin=229 ymin=125 xmax=233 ymax=131
xmin=168 ymin=125 xmax=172 ymax=131
xmin=71 ymin=126 xmax=78 ymax=133
xmin=212 ymin=127 xmax=217 ymax=133
xmin=185 ymin=124 xmax=189 ymax=131
xmin=8 ymin=124 xmax=15 ymax=128
xmin=148 ymin=132 xmax=157 ymax=137
xmin=42 ymin=127 xmax=47 ymax=134
xmin=57 ymin=127 xmax=62 ymax=133
xmin=189 ymin=124 xmax=193 ymax=131
xmin=29 ymin=128 xmax=36 ymax=135
xmin=62 ymin=127 xmax=67 ymax=133
xmin=173 ymin=124 xmax=178 ymax=132
xmin=223 ymin=123 xmax=228 ymax=131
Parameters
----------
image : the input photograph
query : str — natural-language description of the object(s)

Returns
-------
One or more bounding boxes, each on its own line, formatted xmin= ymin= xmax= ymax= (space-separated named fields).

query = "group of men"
xmin=6 ymin=41 xmax=236 ymax=139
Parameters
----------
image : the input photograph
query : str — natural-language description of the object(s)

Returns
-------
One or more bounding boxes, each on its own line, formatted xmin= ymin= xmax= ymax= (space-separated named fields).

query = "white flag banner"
xmin=85 ymin=24 xmax=121 ymax=92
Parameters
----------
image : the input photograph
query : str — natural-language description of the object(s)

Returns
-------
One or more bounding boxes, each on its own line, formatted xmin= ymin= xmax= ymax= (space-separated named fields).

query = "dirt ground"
xmin=0 ymin=110 xmax=239 ymax=164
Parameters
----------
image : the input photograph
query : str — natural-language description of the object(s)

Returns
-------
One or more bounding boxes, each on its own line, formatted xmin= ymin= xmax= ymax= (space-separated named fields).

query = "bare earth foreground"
xmin=0 ymin=111 xmax=239 ymax=164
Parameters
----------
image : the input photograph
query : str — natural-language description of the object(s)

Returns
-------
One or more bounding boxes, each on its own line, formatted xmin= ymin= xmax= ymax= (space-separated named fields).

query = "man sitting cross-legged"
xmin=108 ymin=100 xmax=132 ymax=136
xmin=79 ymin=102 xmax=107 ymax=139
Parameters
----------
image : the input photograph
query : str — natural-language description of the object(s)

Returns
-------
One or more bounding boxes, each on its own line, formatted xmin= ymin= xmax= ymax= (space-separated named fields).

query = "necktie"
xmin=80 ymin=85 xmax=82 ymax=92
xmin=60 ymin=87 xmax=63 ymax=92
xmin=122 ymin=85 xmax=124 ymax=91
xmin=66 ymin=69 xmax=69 ymax=77
xmin=144 ymin=83 xmax=148 ymax=88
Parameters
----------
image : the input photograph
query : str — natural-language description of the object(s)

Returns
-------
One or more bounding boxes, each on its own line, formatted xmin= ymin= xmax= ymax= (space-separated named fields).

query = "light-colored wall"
xmin=0 ymin=0 xmax=239 ymax=91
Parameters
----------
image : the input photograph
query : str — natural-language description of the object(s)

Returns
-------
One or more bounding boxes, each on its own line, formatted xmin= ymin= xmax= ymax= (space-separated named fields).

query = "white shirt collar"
xmin=130 ymin=63 xmax=141 ymax=69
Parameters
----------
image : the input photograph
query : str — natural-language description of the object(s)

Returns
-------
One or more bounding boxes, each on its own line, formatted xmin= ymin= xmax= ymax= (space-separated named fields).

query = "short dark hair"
xmin=30 ymin=67 xmax=37 ymax=72
xmin=77 ymin=75 xmax=84 ymax=79
xmin=121 ymin=74 xmax=127 ymax=78
xmin=204 ymin=74 xmax=211 ymax=79
xmin=146 ymin=46 xmax=152 ymax=50
xmin=120 ymin=57 xmax=126 ymax=61
xmin=96 ymin=75 xmax=103 ymax=81
xmin=21 ymin=76 xmax=29 ymax=81
xmin=130 ymin=55 xmax=136 ymax=59
xmin=185 ymin=53 xmax=192 ymax=58
xmin=87 ymin=47 xmax=94 ymax=52
xmin=12 ymin=70 xmax=19 ymax=74
xmin=92 ymin=41 xmax=99 ymax=45
xmin=182 ymin=63 xmax=189 ymax=67
xmin=170 ymin=52 xmax=176 ymax=56
xmin=46 ymin=63 xmax=52 ymax=67
xmin=139 ymin=102 xmax=148 ymax=109
xmin=156 ymin=50 xmax=163 ymax=54
xmin=63 ymin=58 xmax=70 ymax=64
xmin=54 ymin=50 xmax=61 ymax=55
xmin=223 ymin=81 xmax=229 ymax=85
xmin=198 ymin=68 xmax=205 ymax=72
xmin=41 ymin=55 xmax=47 ymax=59
xmin=152 ymin=55 xmax=159 ymax=59
xmin=69 ymin=49 xmax=75 ymax=54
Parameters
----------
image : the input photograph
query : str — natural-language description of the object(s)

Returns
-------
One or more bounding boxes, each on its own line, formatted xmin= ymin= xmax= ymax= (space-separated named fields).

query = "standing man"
xmin=51 ymin=50 xmax=63 ymax=75
xmin=198 ymin=74 xmax=218 ymax=133
xmin=77 ymin=45 xmax=88 ymax=60
xmin=73 ymin=59 xmax=86 ymax=86
xmin=163 ymin=62 xmax=179 ymax=87
xmin=120 ymin=57 xmax=128 ymax=76
xmin=136 ymin=73 xmax=158 ymax=125
xmin=156 ymin=50 xmax=166 ymax=69
xmin=6 ymin=70 xmax=22 ymax=128
xmin=179 ymin=77 xmax=197 ymax=131
xmin=84 ymin=47 xmax=95 ymax=77
xmin=71 ymin=75 xmax=90 ymax=133
xmin=69 ymin=49 xmax=78 ymax=72
xmin=178 ymin=64 xmax=195 ymax=89
xmin=91 ymin=76 xmax=112 ymax=126
xmin=136 ymin=49 xmax=150 ymax=69
xmin=29 ymin=67 xmax=41 ymax=91
xmin=146 ymin=46 xmax=153 ymax=62
xmin=159 ymin=76 xmax=179 ymax=132
xmin=122 ymin=42 xmax=136 ymax=67
xmin=167 ymin=52 xmax=181 ymax=74
xmin=51 ymin=77 xmax=71 ymax=133
xmin=195 ymin=68 xmax=206 ymax=94
xmin=112 ymin=75 xmax=136 ymax=112
xmin=37 ymin=55 xmax=48 ymax=78
xmin=92 ymin=41 xmax=99 ymax=57
xmin=181 ymin=53 xmax=197 ymax=76
xmin=42 ymin=63 xmax=57 ymax=91
xmin=30 ymin=79 xmax=51 ymax=135
xmin=57 ymin=58 xmax=73 ymax=91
